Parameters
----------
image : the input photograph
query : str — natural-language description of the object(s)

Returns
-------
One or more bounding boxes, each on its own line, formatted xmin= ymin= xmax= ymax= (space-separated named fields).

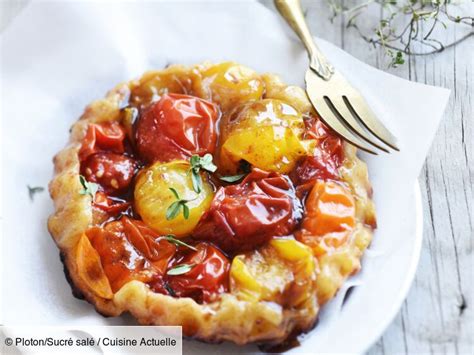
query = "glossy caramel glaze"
xmin=48 ymin=62 xmax=376 ymax=345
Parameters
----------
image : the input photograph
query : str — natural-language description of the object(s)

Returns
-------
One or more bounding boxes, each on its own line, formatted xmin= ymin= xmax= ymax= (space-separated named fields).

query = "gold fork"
xmin=275 ymin=0 xmax=399 ymax=154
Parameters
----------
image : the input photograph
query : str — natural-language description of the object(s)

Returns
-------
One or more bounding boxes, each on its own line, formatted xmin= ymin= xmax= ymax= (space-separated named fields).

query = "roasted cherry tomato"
xmin=194 ymin=62 xmax=264 ymax=110
xmin=230 ymin=239 xmax=315 ymax=306
xmin=136 ymin=93 xmax=219 ymax=163
xmin=165 ymin=243 xmax=230 ymax=303
xmin=87 ymin=217 xmax=176 ymax=292
xmin=79 ymin=121 xmax=126 ymax=161
xmin=81 ymin=152 xmax=137 ymax=194
xmin=296 ymin=180 xmax=355 ymax=256
xmin=302 ymin=180 xmax=355 ymax=234
xmin=120 ymin=217 xmax=177 ymax=272
xmin=194 ymin=169 xmax=301 ymax=253
xmin=134 ymin=160 xmax=214 ymax=237
xmin=93 ymin=192 xmax=130 ymax=215
xmin=218 ymin=99 xmax=314 ymax=174
xmin=129 ymin=65 xmax=199 ymax=108
xmin=291 ymin=117 xmax=343 ymax=185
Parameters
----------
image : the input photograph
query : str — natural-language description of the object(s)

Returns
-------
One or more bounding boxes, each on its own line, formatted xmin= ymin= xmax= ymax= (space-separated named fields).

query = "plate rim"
xmin=360 ymin=180 xmax=424 ymax=353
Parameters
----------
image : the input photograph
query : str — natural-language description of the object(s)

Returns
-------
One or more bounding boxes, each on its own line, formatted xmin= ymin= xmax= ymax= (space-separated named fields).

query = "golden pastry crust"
xmin=48 ymin=63 xmax=375 ymax=345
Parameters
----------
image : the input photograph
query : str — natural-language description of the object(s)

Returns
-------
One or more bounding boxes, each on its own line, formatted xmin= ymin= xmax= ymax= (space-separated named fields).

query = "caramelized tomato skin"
xmin=291 ymin=117 xmax=343 ymax=185
xmin=93 ymin=192 xmax=130 ymax=215
xmin=194 ymin=62 xmax=264 ymax=110
xmin=79 ymin=85 xmax=348 ymax=304
xmin=296 ymin=180 xmax=356 ymax=256
xmin=86 ymin=218 xmax=229 ymax=303
xmin=87 ymin=217 xmax=176 ymax=292
xmin=79 ymin=121 xmax=137 ymax=196
xmin=165 ymin=243 xmax=230 ymax=303
xmin=87 ymin=222 xmax=148 ymax=292
xmin=79 ymin=121 xmax=126 ymax=161
xmin=81 ymin=152 xmax=137 ymax=194
xmin=136 ymin=93 xmax=220 ymax=164
xmin=193 ymin=169 xmax=301 ymax=253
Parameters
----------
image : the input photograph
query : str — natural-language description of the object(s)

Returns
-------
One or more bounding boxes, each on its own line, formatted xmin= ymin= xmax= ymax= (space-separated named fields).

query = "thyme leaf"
xmin=167 ymin=263 xmax=195 ymax=276
xmin=166 ymin=201 xmax=182 ymax=220
xmin=182 ymin=204 xmax=190 ymax=219
xmin=79 ymin=175 xmax=99 ymax=201
xmin=191 ymin=170 xmax=202 ymax=194
xmin=164 ymin=235 xmax=197 ymax=251
xmin=169 ymin=187 xmax=180 ymax=199
xmin=165 ymin=188 xmax=193 ymax=220
xmin=189 ymin=154 xmax=217 ymax=193
xmin=219 ymin=173 xmax=247 ymax=183
xmin=27 ymin=185 xmax=44 ymax=201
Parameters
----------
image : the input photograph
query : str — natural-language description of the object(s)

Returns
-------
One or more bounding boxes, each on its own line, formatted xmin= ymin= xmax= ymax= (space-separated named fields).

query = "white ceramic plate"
xmin=182 ymin=182 xmax=423 ymax=354
xmin=2 ymin=1 xmax=449 ymax=353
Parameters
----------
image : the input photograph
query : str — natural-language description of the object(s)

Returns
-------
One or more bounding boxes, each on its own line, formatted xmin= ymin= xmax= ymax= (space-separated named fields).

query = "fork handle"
xmin=274 ymin=0 xmax=334 ymax=80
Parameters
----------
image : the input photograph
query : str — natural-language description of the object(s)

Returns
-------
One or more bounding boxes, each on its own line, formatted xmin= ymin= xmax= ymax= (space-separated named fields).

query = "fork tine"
xmin=306 ymin=95 xmax=378 ymax=155
xmin=324 ymin=96 xmax=390 ymax=153
xmin=343 ymin=96 xmax=400 ymax=151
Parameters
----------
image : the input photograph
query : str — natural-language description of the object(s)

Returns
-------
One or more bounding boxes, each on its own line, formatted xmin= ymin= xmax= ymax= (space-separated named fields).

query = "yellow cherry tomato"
xmin=229 ymin=251 xmax=292 ymax=303
xmin=195 ymin=62 xmax=264 ymax=109
xmin=134 ymin=160 xmax=214 ymax=237
xmin=229 ymin=239 xmax=316 ymax=307
xmin=129 ymin=65 xmax=198 ymax=108
xmin=219 ymin=99 xmax=314 ymax=174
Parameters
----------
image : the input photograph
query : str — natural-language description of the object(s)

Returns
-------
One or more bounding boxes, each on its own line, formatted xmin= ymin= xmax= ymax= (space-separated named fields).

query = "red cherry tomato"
xmin=87 ymin=217 xmax=176 ymax=292
xmin=93 ymin=192 xmax=130 ymax=215
xmin=193 ymin=169 xmax=301 ymax=253
xmin=165 ymin=243 xmax=230 ymax=303
xmin=81 ymin=152 xmax=137 ymax=194
xmin=136 ymin=93 xmax=220 ymax=163
xmin=291 ymin=117 xmax=343 ymax=185
xmin=79 ymin=121 xmax=126 ymax=161
xmin=121 ymin=217 xmax=177 ymax=272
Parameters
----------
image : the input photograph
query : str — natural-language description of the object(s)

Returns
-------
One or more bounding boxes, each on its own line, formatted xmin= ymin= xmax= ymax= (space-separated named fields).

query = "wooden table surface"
xmin=2 ymin=1 xmax=472 ymax=354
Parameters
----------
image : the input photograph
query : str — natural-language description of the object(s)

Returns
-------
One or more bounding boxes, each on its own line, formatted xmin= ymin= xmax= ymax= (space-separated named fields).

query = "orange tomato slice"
xmin=297 ymin=180 xmax=356 ymax=254
xmin=75 ymin=234 xmax=113 ymax=299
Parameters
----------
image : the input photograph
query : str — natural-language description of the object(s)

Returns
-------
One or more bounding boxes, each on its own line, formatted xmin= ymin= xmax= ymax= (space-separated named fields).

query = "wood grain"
xmin=261 ymin=1 xmax=473 ymax=354
xmin=1 ymin=0 xmax=472 ymax=353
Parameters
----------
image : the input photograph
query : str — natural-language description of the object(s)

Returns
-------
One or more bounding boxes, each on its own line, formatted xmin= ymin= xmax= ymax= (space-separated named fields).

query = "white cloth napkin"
xmin=0 ymin=1 xmax=450 ymax=354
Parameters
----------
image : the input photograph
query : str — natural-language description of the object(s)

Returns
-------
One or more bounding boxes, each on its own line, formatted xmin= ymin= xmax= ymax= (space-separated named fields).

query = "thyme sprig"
xmin=165 ymin=155 xmax=216 ymax=220
xmin=189 ymin=154 xmax=217 ymax=193
xmin=326 ymin=0 xmax=473 ymax=68
xmin=164 ymin=234 xmax=197 ymax=251
xmin=166 ymin=188 xmax=195 ymax=220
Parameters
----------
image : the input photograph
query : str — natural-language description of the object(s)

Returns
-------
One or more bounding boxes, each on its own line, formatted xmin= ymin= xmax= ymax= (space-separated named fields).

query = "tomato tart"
xmin=48 ymin=62 xmax=376 ymax=345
